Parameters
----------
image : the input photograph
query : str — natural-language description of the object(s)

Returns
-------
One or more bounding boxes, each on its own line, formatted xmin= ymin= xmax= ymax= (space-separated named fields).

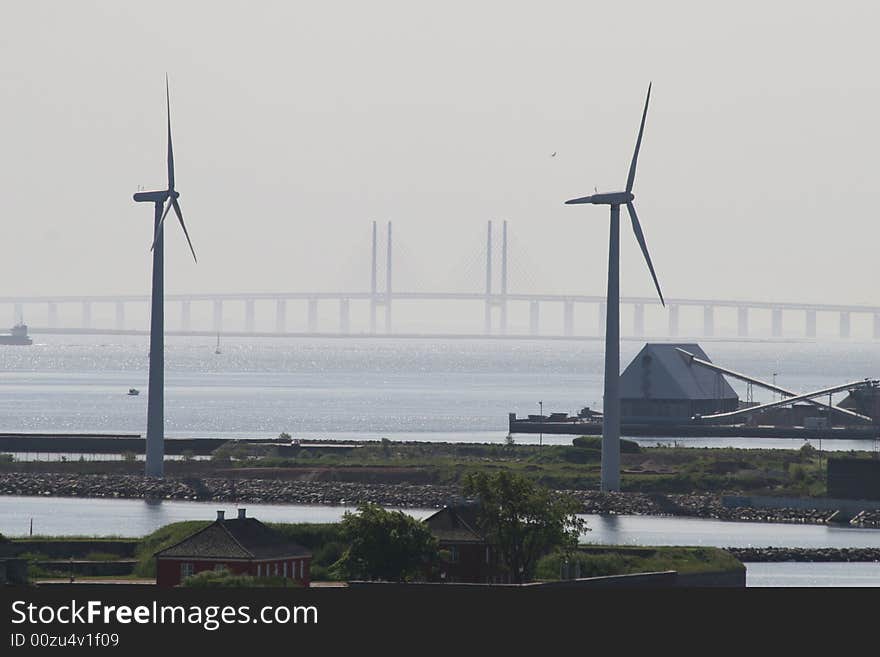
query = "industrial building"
xmin=619 ymin=343 xmax=738 ymax=424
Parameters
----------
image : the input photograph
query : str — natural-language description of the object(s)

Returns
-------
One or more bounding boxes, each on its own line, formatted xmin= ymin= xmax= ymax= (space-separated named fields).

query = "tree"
xmin=332 ymin=503 xmax=438 ymax=582
xmin=463 ymin=471 xmax=586 ymax=583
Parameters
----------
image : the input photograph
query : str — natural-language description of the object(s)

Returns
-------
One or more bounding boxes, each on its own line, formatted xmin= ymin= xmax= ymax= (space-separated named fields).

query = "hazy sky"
xmin=2 ymin=1 xmax=878 ymax=308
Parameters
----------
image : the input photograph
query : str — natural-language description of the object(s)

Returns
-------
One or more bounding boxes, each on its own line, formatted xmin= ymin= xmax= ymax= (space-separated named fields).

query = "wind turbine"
xmin=564 ymin=83 xmax=664 ymax=492
xmin=133 ymin=76 xmax=197 ymax=477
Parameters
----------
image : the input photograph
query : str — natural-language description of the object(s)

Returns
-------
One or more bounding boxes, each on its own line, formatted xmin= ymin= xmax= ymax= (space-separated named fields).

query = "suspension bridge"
xmin=3 ymin=221 xmax=879 ymax=341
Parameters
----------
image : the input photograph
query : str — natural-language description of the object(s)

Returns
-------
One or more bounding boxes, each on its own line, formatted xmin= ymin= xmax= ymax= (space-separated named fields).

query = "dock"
xmin=507 ymin=416 xmax=879 ymax=439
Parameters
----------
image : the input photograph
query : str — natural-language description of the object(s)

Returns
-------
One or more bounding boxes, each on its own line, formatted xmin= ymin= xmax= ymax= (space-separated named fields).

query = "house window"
xmin=485 ymin=546 xmax=490 ymax=564
xmin=283 ymin=561 xmax=288 ymax=577
xmin=180 ymin=562 xmax=194 ymax=579
xmin=450 ymin=546 xmax=460 ymax=563
xmin=214 ymin=564 xmax=226 ymax=572
xmin=257 ymin=564 xmax=262 ymax=577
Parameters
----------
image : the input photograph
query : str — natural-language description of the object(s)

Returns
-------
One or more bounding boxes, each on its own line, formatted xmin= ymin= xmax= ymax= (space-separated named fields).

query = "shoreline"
xmin=2 ymin=472 xmax=878 ymax=528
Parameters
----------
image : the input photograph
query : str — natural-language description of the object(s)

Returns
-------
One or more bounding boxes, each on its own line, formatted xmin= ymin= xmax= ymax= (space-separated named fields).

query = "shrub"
xmin=182 ymin=570 xmax=299 ymax=588
xmin=799 ymin=443 xmax=818 ymax=458
xmin=210 ymin=446 xmax=233 ymax=463
xmin=573 ymin=436 xmax=641 ymax=453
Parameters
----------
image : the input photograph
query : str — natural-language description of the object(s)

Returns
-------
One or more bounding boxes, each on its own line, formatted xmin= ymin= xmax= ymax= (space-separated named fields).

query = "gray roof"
xmin=619 ymin=343 xmax=738 ymax=401
xmin=423 ymin=505 xmax=485 ymax=544
xmin=155 ymin=518 xmax=311 ymax=560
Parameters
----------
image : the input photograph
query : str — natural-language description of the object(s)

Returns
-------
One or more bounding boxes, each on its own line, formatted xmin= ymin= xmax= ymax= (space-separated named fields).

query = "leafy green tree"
xmin=332 ymin=503 xmax=438 ymax=582
xmin=463 ymin=470 xmax=586 ymax=583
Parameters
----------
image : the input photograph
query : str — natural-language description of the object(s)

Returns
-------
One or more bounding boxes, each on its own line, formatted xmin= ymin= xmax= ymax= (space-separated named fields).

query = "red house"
xmin=155 ymin=509 xmax=312 ymax=587
xmin=424 ymin=504 xmax=508 ymax=583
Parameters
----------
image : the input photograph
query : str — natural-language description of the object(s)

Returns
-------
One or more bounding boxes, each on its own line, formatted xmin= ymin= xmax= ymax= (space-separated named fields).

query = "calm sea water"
xmin=0 ymin=335 xmax=878 ymax=449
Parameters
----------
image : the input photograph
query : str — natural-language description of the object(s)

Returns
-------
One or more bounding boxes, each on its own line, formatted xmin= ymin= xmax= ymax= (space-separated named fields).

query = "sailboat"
xmin=215 ymin=334 xmax=221 ymax=355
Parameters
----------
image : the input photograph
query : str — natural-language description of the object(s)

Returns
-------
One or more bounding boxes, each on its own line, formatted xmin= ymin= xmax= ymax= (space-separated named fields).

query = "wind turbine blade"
xmin=166 ymin=74 xmax=175 ymax=192
xmin=625 ymin=82 xmax=651 ymax=193
xmin=172 ymin=197 xmax=198 ymax=263
xmin=564 ymin=195 xmax=594 ymax=205
xmin=150 ymin=198 xmax=174 ymax=252
xmin=626 ymin=202 xmax=664 ymax=306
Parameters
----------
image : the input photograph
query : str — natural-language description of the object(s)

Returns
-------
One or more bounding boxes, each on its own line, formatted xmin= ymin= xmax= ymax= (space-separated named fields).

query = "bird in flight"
xmin=550 ymin=152 xmax=557 ymax=157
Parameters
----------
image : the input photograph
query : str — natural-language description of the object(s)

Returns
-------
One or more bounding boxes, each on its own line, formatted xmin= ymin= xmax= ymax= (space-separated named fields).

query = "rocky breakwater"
xmin=852 ymin=509 xmax=880 ymax=529
xmin=2 ymin=473 xmax=877 ymax=527
xmin=565 ymin=491 xmax=837 ymax=524
xmin=0 ymin=472 xmax=459 ymax=508
xmin=727 ymin=547 xmax=880 ymax=562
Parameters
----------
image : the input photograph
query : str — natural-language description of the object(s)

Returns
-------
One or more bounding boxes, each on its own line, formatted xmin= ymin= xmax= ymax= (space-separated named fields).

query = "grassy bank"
xmin=535 ymin=545 xmax=744 ymax=580
xmin=1 ymin=437 xmax=855 ymax=497
xmin=211 ymin=437 xmax=834 ymax=496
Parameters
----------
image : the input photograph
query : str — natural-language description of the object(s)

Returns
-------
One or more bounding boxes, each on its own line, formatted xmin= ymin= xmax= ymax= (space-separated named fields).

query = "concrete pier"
xmin=275 ymin=299 xmax=286 ymax=333
xmin=212 ymin=300 xmax=223 ymax=333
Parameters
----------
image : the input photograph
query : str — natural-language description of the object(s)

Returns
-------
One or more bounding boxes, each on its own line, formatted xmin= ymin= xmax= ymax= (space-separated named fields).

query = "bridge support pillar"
xmin=308 ymin=299 xmax=318 ymax=333
xmin=181 ymin=301 xmax=191 ymax=332
xmin=668 ymin=304 xmax=679 ymax=337
xmin=839 ymin=311 xmax=850 ymax=339
xmin=245 ymin=300 xmax=255 ymax=333
xmin=737 ymin=307 xmax=749 ymax=338
xmin=500 ymin=300 xmax=508 ymax=335
xmin=633 ymin=303 xmax=644 ymax=337
xmin=115 ymin=302 xmax=125 ymax=331
xmin=275 ymin=299 xmax=286 ymax=333
xmin=772 ymin=308 xmax=782 ymax=338
xmin=564 ymin=300 xmax=574 ymax=337
xmin=806 ymin=310 xmax=816 ymax=338
xmin=598 ymin=302 xmax=605 ymax=337
xmin=703 ymin=305 xmax=714 ymax=337
xmin=309 ymin=299 xmax=318 ymax=333
xmin=48 ymin=302 xmax=57 ymax=328
xmin=529 ymin=301 xmax=540 ymax=336
xmin=213 ymin=300 xmax=223 ymax=333
xmin=339 ymin=299 xmax=350 ymax=334
xmin=484 ymin=300 xmax=492 ymax=335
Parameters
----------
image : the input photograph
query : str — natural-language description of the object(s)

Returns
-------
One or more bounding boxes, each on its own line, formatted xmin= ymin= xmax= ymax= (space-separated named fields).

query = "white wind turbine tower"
xmin=564 ymin=83 xmax=665 ymax=492
xmin=133 ymin=76 xmax=198 ymax=478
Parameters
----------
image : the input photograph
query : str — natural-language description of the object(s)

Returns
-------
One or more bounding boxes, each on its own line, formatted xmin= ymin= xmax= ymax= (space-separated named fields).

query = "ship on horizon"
xmin=0 ymin=323 xmax=33 ymax=346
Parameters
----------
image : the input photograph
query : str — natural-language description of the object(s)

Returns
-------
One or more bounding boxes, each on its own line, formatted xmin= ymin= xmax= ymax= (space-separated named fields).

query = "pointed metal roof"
xmin=620 ymin=343 xmax=738 ymax=401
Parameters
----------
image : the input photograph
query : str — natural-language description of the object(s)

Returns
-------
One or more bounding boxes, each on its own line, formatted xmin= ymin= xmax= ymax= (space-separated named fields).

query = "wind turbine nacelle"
xmin=565 ymin=191 xmax=634 ymax=206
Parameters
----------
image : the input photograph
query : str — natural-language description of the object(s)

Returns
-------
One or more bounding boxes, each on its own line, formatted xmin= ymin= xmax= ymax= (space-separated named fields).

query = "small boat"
xmin=128 ymin=388 xmax=140 ymax=396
